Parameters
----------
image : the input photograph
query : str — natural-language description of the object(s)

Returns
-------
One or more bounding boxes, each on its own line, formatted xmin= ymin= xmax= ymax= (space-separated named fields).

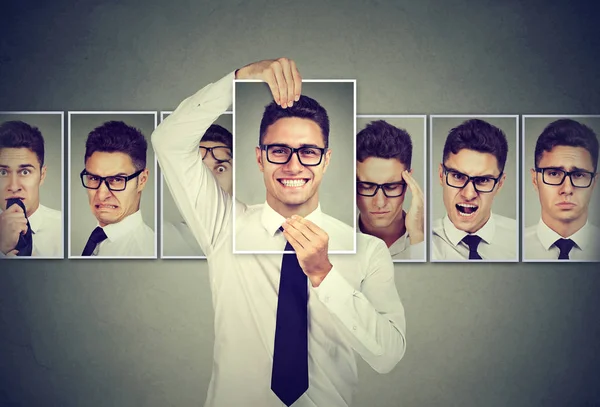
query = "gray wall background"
xmin=0 ymin=112 xmax=63 ymax=212
xmin=431 ymin=116 xmax=518 ymax=221
xmin=160 ymin=111 xmax=233 ymax=225
xmin=234 ymin=81 xmax=355 ymax=227
xmin=1 ymin=1 xmax=600 ymax=407
xmin=69 ymin=113 xmax=156 ymax=256
xmin=356 ymin=116 xmax=426 ymax=215
xmin=523 ymin=116 xmax=600 ymax=228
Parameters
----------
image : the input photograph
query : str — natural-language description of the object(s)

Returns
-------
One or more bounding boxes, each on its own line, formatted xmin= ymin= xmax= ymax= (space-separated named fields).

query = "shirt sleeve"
xmin=151 ymin=72 xmax=236 ymax=256
xmin=312 ymin=238 xmax=406 ymax=374
xmin=409 ymin=240 xmax=426 ymax=260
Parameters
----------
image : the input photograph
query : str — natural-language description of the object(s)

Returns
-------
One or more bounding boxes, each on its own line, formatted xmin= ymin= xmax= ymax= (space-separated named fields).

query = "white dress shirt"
xmin=152 ymin=72 xmax=406 ymax=407
xmin=523 ymin=219 xmax=600 ymax=261
xmin=86 ymin=210 xmax=155 ymax=257
xmin=0 ymin=203 xmax=62 ymax=258
xmin=236 ymin=203 xmax=354 ymax=253
xmin=162 ymin=221 xmax=205 ymax=257
xmin=431 ymin=213 xmax=518 ymax=261
xmin=357 ymin=215 xmax=425 ymax=261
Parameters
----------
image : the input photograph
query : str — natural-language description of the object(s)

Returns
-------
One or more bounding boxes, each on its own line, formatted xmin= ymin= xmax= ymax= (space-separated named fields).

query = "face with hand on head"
xmin=81 ymin=121 xmax=149 ymax=227
xmin=0 ymin=121 xmax=47 ymax=254
xmin=199 ymin=124 xmax=233 ymax=195
xmin=254 ymin=95 xmax=332 ymax=219
xmin=438 ymin=119 xmax=508 ymax=234
xmin=356 ymin=120 xmax=416 ymax=245
xmin=530 ymin=119 xmax=599 ymax=237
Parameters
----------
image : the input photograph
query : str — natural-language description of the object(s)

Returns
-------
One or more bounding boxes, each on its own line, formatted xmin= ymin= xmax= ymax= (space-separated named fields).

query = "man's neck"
xmin=359 ymin=213 xmax=406 ymax=248
xmin=542 ymin=213 xmax=587 ymax=238
xmin=267 ymin=195 xmax=319 ymax=219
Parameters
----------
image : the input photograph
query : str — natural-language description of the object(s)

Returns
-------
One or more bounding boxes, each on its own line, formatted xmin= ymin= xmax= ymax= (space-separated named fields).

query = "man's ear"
xmin=255 ymin=146 xmax=264 ymax=172
xmin=39 ymin=165 xmax=47 ymax=187
xmin=438 ymin=163 xmax=444 ymax=186
xmin=322 ymin=149 xmax=332 ymax=173
xmin=137 ymin=168 xmax=149 ymax=192
xmin=530 ymin=168 xmax=538 ymax=192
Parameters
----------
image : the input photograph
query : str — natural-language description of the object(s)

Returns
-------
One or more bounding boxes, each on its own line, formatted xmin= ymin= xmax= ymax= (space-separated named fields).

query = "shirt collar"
xmin=358 ymin=212 xmax=409 ymax=255
xmin=27 ymin=204 xmax=45 ymax=234
xmin=260 ymin=201 xmax=323 ymax=236
xmin=536 ymin=218 xmax=590 ymax=251
xmin=101 ymin=210 xmax=144 ymax=242
xmin=442 ymin=212 xmax=496 ymax=246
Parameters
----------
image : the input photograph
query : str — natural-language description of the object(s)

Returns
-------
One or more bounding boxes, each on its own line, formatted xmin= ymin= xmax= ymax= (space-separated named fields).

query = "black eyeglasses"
xmin=357 ymin=181 xmax=406 ymax=197
xmin=535 ymin=167 xmax=596 ymax=188
xmin=260 ymin=144 xmax=327 ymax=166
xmin=200 ymin=146 xmax=231 ymax=162
xmin=442 ymin=164 xmax=503 ymax=193
xmin=80 ymin=169 xmax=143 ymax=191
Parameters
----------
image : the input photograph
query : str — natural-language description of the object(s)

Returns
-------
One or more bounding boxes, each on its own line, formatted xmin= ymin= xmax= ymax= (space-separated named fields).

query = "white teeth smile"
xmin=456 ymin=203 xmax=478 ymax=217
xmin=280 ymin=179 xmax=307 ymax=187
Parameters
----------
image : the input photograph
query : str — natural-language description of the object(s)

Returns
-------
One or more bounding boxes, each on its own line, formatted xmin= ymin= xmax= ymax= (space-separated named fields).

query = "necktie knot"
xmin=462 ymin=234 xmax=483 ymax=260
xmin=554 ymin=238 xmax=575 ymax=260
xmin=81 ymin=227 xmax=108 ymax=256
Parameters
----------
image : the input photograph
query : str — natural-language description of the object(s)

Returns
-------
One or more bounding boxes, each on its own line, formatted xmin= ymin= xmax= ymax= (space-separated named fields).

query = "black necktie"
xmin=462 ymin=235 xmax=483 ymax=260
xmin=6 ymin=198 xmax=33 ymax=256
xmin=554 ymin=238 xmax=575 ymax=260
xmin=81 ymin=227 xmax=108 ymax=256
xmin=271 ymin=227 xmax=309 ymax=406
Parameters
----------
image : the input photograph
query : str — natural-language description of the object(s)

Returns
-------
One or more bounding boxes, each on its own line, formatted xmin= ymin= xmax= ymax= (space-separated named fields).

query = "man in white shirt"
xmin=524 ymin=118 xmax=600 ymax=261
xmin=79 ymin=121 xmax=154 ymax=257
xmin=163 ymin=124 xmax=233 ymax=257
xmin=356 ymin=120 xmax=425 ymax=261
xmin=152 ymin=58 xmax=406 ymax=407
xmin=0 ymin=120 xmax=62 ymax=258
xmin=432 ymin=119 xmax=517 ymax=261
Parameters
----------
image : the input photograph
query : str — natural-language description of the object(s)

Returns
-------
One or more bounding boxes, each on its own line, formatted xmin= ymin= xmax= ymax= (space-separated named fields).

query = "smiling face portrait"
xmin=530 ymin=119 xmax=599 ymax=236
xmin=254 ymin=96 xmax=331 ymax=217
xmin=83 ymin=121 xmax=149 ymax=227
xmin=439 ymin=119 xmax=508 ymax=234
xmin=0 ymin=121 xmax=47 ymax=217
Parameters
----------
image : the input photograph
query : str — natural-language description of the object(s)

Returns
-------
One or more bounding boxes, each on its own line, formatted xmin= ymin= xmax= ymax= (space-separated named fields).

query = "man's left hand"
xmin=282 ymin=215 xmax=332 ymax=287
xmin=403 ymin=170 xmax=425 ymax=245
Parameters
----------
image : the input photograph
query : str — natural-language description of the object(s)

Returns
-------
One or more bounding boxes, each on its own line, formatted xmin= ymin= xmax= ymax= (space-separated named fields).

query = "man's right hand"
xmin=0 ymin=203 xmax=29 ymax=255
xmin=235 ymin=58 xmax=302 ymax=108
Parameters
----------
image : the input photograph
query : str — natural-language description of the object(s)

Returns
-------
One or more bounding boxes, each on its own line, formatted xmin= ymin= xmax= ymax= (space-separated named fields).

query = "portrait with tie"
xmin=233 ymin=79 xmax=356 ymax=253
xmin=69 ymin=113 xmax=157 ymax=258
xmin=430 ymin=116 xmax=519 ymax=261
xmin=160 ymin=112 xmax=233 ymax=258
xmin=523 ymin=116 xmax=600 ymax=262
xmin=152 ymin=58 xmax=406 ymax=407
xmin=0 ymin=114 xmax=63 ymax=258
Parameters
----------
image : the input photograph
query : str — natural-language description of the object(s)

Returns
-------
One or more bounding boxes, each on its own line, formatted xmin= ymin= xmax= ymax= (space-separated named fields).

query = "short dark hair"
xmin=356 ymin=120 xmax=413 ymax=168
xmin=259 ymin=95 xmax=330 ymax=147
xmin=442 ymin=119 xmax=508 ymax=172
xmin=0 ymin=120 xmax=45 ymax=166
xmin=534 ymin=118 xmax=599 ymax=171
xmin=201 ymin=124 xmax=233 ymax=151
xmin=84 ymin=121 xmax=147 ymax=171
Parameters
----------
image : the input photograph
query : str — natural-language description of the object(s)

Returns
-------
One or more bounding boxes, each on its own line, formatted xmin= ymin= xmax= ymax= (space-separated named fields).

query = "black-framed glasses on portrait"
xmin=260 ymin=144 xmax=327 ymax=166
xmin=356 ymin=181 xmax=406 ymax=197
xmin=80 ymin=169 xmax=143 ymax=191
xmin=535 ymin=167 xmax=596 ymax=188
xmin=200 ymin=146 xmax=232 ymax=162
xmin=442 ymin=164 xmax=503 ymax=193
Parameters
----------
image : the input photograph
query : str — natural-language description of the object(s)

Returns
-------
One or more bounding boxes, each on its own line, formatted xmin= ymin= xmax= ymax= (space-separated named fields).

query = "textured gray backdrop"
xmin=1 ymin=1 xmax=599 ymax=407
xmin=234 ymin=80 xmax=355 ymax=228
xmin=68 ymin=113 xmax=157 ymax=257
xmin=522 ymin=116 xmax=600 ymax=228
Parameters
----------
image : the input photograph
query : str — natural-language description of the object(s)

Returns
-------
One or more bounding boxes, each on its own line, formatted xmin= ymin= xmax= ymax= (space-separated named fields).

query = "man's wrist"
xmin=409 ymin=231 xmax=424 ymax=245
xmin=308 ymin=262 xmax=333 ymax=287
